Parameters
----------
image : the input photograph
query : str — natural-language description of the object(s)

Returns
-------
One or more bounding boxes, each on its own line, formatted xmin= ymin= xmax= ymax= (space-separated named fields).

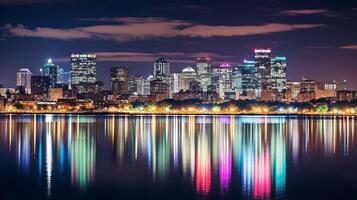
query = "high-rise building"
xmin=232 ymin=65 xmax=242 ymax=93
xmin=254 ymin=49 xmax=271 ymax=97
xmin=297 ymin=78 xmax=317 ymax=102
xmin=70 ymin=54 xmax=96 ymax=86
xmin=57 ymin=67 xmax=66 ymax=84
xmin=128 ymin=75 xmax=143 ymax=95
xmin=16 ymin=68 xmax=32 ymax=94
xmin=153 ymin=58 xmax=170 ymax=79
xmin=180 ymin=67 xmax=197 ymax=92
xmin=42 ymin=59 xmax=59 ymax=87
xmin=196 ymin=57 xmax=212 ymax=92
xmin=213 ymin=64 xmax=233 ymax=99
xmin=143 ymin=76 xmax=153 ymax=96
xmin=110 ymin=67 xmax=129 ymax=95
xmin=240 ymin=60 xmax=256 ymax=97
xmin=150 ymin=78 xmax=170 ymax=101
xmin=271 ymin=56 xmax=287 ymax=93
xmin=172 ymin=73 xmax=181 ymax=93
xmin=286 ymin=81 xmax=301 ymax=101
xmin=31 ymin=76 xmax=50 ymax=95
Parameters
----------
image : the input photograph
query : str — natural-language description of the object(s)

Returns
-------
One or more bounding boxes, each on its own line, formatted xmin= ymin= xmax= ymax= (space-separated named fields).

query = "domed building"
xmin=180 ymin=67 xmax=197 ymax=92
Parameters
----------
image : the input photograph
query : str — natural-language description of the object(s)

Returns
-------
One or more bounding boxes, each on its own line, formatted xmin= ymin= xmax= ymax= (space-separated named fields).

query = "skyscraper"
xmin=110 ymin=67 xmax=129 ymax=95
xmin=42 ymin=59 xmax=59 ymax=87
xmin=153 ymin=58 xmax=170 ymax=79
xmin=196 ymin=57 xmax=212 ymax=92
xmin=240 ymin=60 xmax=256 ymax=97
xmin=16 ymin=68 xmax=32 ymax=94
xmin=254 ymin=49 xmax=271 ymax=97
xmin=70 ymin=54 xmax=96 ymax=86
xmin=232 ymin=65 xmax=242 ymax=93
xmin=213 ymin=63 xmax=233 ymax=99
xmin=31 ymin=76 xmax=50 ymax=95
xmin=271 ymin=56 xmax=287 ymax=93
xmin=172 ymin=73 xmax=180 ymax=93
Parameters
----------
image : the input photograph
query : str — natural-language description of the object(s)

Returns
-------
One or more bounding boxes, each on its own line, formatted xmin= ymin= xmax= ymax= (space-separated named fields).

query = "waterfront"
xmin=1 ymin=114 xmax=357 ymax=199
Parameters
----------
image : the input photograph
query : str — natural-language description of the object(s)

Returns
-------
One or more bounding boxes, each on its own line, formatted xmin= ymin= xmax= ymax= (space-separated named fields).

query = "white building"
xmin=16 ymin=68 xmax=32 ymax=94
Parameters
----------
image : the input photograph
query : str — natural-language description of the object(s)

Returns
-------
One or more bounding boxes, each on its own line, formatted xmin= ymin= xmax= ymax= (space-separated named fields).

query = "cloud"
xmin=2 ymin=17 xmax=325 ymax=41
xmin=0 ymin=0 xmax=47 ymax=5
xmin=2 ymin=24 xmax=92 ymax=40
xmin=340 ymin=45 xmax=357 ymax=50
xmin=280 ymin=9 xmax=333 ymax=16
xmin=179 ymin=24 xmax=324 ymax=37
xmin=53 ymin=51 xmax=236 ymax=64
xmin=304 ymin=46 xmax=334 ymax=49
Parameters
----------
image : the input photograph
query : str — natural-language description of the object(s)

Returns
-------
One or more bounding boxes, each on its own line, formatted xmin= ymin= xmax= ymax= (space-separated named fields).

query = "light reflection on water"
xmin=0 ymin=114 xmax=356 ymax=199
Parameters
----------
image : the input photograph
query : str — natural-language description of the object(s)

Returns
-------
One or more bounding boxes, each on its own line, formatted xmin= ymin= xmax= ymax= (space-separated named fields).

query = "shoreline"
xmin=0 ymin=111 xmax=356 ymax=117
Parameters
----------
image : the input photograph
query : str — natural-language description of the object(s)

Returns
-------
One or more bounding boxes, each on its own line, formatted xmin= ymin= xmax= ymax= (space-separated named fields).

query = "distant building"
xmin=286 ymin=81 xmax=301 ymax=101
xmin=16 ymin=68 xmax=32 ymax=94
xmin=70 ymin=54 xmax=96 ymax=86
xmin=297 ymin=78 xmax=317 ymax=102
xmin=261 ymin=89 xmax=278 ymax=102
xmin=0 ymin=87 xmax=15 ymax=98
xmin=128 ymin=75 xmax=143 ymax=95
xmin=232 ymin=65 xmax=242 ymax=94
xmin=110 ymin=67 xmax=129 ymax=95
xmin=213 ymin=63 xmax=233 ymax=99
xmin=153 ymin=58 xmax=170 ymax=78
xmin=150 ymin=79 xmax=170 ymax=101
xmin=48 ymin=88 xmax=63 ymax=101
xmin=172 ymin=73 xmax=180 ymax=93
xmin=42 ymin=59 xmax=60 ymax=87
xmin=180 ymin=67 xmax=197 ymax=92
xmin=141 ymin=76 xmax=153 ymax=96
xmin=271 ymin=56 xmax=287 ymax=93
xmin=73 ymin=81 xmax=104 ymax=98
xmin=196 ymin=57 xmax=212 ymax=92
xmin=336 ymin=80 xmax=347 ymax=91
xmin=240 ymin=60 xmax=256 ymax=98
xmin=31 ymin=76 xmax=50 ymax=95
xmin=254 ymin=49 xmax=272 ymax=97
xmin=336 ymin=90 xmax=357 ymax=102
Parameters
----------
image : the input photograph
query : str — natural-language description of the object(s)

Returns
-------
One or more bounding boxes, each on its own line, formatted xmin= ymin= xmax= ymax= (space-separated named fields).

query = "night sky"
xmin=1 ymin=0 xmax=357 ymax=89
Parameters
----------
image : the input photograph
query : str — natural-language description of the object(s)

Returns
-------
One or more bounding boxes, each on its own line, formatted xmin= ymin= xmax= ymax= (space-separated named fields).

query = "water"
xmin=0 ymin=114 xmax=357 ymax=199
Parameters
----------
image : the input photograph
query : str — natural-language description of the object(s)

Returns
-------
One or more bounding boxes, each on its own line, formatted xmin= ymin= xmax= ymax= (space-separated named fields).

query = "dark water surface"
xmin=0 ymin=114 xmax=357 ymax=199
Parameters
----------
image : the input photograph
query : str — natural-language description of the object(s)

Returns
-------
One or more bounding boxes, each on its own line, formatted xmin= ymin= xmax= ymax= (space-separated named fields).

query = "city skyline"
xmin=0 ymin=0 xmax=357 ymax=88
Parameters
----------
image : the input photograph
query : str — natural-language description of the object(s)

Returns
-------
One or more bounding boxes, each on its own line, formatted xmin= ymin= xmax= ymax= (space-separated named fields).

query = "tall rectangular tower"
xmin=70 ymin=54 xmax=96 ymax=86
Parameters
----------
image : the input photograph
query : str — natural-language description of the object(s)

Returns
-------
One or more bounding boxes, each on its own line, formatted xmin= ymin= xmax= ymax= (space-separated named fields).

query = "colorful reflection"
xmin=0 ymin=115 xmax=356 ymax=199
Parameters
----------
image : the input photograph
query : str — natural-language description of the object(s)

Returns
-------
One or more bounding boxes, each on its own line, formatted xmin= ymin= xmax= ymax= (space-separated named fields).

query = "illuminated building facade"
xmin=271 ymin=56 xmax=287 ymax=93
xmin=240 ymin=60 xmax=256 ymax=98
xmin=70 ymin=54 xmax=97 ymax=86
xmin=213 ymin=64 xmax=233 ymax=99
xmin=16 ymin=68 xmax=32 ymax=94
xmin=180 ymin=67 xmax=197 ymax=92
xmin=297 ymin=78 xmax=316 ymax=102
xmin=196 ymin=57 xmax=212 ymax=92
xmin=153 ymin=58 xmax=170 ymax=79
xmin=286 ymin=81 xmax=301 ymax=101
xmin=254 ymin=49 xmax=272 ymax=98
xmin=110 ymin=67 xmax=129 ymax=95
xmin=172 ymin=73 xmax=180 ymax=93
xmin=48 ymin=87 xmax=63 ymax=101
xmin=42 ymin=59 xmax=60 ymax=87
xmin=232 ymin=65 xmax=242 ymax=94
xmin=150 ymin=78 xmax=170 ymax=101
